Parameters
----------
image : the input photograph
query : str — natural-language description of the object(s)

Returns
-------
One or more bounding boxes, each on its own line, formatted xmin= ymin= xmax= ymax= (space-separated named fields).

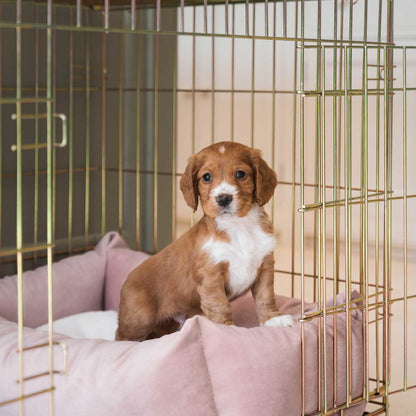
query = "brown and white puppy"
xmin=116 ymin=141 xmax=294 ymax=341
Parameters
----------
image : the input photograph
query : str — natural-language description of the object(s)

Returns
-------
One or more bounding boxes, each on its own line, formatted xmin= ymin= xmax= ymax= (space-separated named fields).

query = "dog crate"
xmin=0 ymin=0 xmax=415 ymax=415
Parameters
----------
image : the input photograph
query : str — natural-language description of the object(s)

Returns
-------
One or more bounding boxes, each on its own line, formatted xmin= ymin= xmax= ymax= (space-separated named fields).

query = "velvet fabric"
xmin=0 ymin=232 xmax=366 ymax=416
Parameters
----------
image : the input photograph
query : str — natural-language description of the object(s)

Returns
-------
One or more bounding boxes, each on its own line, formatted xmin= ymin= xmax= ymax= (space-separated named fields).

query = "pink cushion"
xmin=0 ymin=291 xmax=365 ymax=416
xmin=0 ymin=232 xmax=141 ymax=327
xmin=105 ymin=246 xmax=150 ymax=311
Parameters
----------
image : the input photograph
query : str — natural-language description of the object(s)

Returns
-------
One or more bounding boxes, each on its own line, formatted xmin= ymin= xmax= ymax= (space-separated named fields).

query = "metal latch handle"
xmin=11 ymin=113 xmax=67 ymax=151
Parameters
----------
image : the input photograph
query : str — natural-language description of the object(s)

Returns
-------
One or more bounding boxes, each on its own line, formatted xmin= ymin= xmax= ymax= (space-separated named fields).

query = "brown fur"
xmin=116 ymin=141 xmax=281 ymax=341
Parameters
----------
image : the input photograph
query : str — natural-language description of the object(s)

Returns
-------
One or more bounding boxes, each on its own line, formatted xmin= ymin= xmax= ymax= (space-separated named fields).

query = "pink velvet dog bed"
xmin=0 ymin=232 xmax=366 ymax=416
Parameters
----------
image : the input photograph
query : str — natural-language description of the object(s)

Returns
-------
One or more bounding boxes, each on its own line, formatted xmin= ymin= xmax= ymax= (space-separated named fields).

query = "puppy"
xmin=116 ymin=141 xmax=294 ymax=341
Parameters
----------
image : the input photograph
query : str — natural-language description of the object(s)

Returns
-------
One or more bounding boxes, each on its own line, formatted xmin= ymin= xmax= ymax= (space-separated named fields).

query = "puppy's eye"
xmin=236 ymin=170 xmax=246 ymax=179
xmin=202 ymin=173 xmax=212 ymax=183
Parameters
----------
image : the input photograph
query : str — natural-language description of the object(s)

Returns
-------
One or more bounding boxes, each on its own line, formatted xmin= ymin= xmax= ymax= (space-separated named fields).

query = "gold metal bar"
xmin=211 ymin=5 xmax=215 ymax=144
xmin=344 ymin=44 xmax=352 ymax=407
xmin=321 ymin=45 xmax=328 ymax=414
xmin=402 ymin=46 xmax=408 ymax=392
xmin=0 ymin=21 xmax=395 ymax=46
xmin=52 ymin=6 xmax=57 ymax=257
xmin=264 ymin=0 xmax=268 ymax=37
xmin=33 ymin=5 xmax=39 ymax=266
xmin=270 ymin=1 xmax=276 ymax=225
xmin=172 ymin=35 xmax=177 ymax=243
xmin=332 ymin=1 xmax=339 ymax=406
xmin=191 ymin=6 xmax=196 ymax=226
xmin=15 ymin=1 xmax=24 ymax=413
xmin=283 ymin=0 xmax=287 ymax=37
xmin=0 ymin=388 xmax=55 ymax=408
xmin=85 ymin=13 xmax=91 ymax=247
xmin=101 ymin=14 xmax=107 ymax=235
xmin=76 ymin=0 xmax=81 ymax=27
xmin=203 ymin=0 xmax=208 ymax=33
xmin=46 ymin=0 xmax=55 ymax=412
xmin=245 ymin=0 xmax=249 ymax=36
xmin=180 ymin=0 xmax=185 ymax=32
xmin=154 ymin=32 xmax=159 ymax=252
xmin=10 ymin=113 xmax=67 ymax=151
xmin=0 ymin=244 xmax=53 ymax=258
xmin=225 ymin=0 xmax=229 ymax=35
xmin=230 ymin=3 xmax=235 ymax=141
xmin=156 ymin=0 xmax=161 ymax=31
xmin=300 ymin=2 xmax=305 ymax=414
xmin=68 ymin=9 xmax=74 ymax=253
xmin=298 ymin=190 xmax=391 ymax=212
xmin=250 ymin=3 xmax=255 ymax=148
xmin=104 ymin=0 xmax=109 ymax=31
xmin=290 ymin=0 xmax=299 ymax=298
xmin=363 ymin=44 xmax=370 ymax=402
xmin=119 ymin=14 xmax=124 ymax=236
xmin=131 ymin=0 xmax=136 ymax=31
xmin=136 ymin=30 xmax=141 ymax=250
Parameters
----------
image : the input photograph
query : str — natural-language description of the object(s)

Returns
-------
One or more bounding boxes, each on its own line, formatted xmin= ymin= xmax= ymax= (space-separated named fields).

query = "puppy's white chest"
xmin=202 ymin=208 xmax=276 ymax=299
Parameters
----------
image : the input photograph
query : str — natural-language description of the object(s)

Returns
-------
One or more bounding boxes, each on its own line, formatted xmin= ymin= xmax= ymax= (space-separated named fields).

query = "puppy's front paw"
xmin=261 ymin=315 xmax=296 ymax=328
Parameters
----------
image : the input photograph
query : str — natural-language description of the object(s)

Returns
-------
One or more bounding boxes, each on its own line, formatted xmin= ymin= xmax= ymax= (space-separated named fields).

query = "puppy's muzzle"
xmin=216 ymin=194 xmax=233 ymax=207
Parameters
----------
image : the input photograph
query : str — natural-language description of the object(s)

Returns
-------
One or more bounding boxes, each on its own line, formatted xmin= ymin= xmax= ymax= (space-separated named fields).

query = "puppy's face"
xmin=180 ymin=142 xmax=277 ymax=218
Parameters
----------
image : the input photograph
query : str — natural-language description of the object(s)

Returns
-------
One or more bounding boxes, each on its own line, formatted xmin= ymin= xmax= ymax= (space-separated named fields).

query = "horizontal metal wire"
xmin=0 ymin=21 xmax=394 ymax=46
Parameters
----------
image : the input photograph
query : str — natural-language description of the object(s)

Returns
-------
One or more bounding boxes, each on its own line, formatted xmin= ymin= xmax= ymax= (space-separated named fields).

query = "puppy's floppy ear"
xmin=180 ymin=155 xmax=199 ymax=212
xmin=250 ymin=149 xmax=278 ymax=206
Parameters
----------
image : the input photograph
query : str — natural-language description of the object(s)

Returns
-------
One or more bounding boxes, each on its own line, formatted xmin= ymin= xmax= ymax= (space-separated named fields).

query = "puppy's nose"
xmin=216 ymin=194 xmax=233 ymax=207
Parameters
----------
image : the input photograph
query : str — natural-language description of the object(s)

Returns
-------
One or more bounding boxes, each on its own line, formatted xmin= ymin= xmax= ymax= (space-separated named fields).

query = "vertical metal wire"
xmin=402 ymin=46 xmax=408 ymax=392
xmin=315 ymin=2 xmax=323 ymax=410
xmin=52 ymin=8 xmax=57 ymax=252
xmin=172 ymin=36 xmax=177 ymax=243
xmin=203 ymin=0 xmax=208 ymax=34
xmin=270 ymin=1 xmax=276 ymax=225
xmin=46 ymin=0 xmax=55 ymax=411
xmin=118 ymin=14 xmax=125 ymax=236
xmin=264 ymin=0 xmax=268 ymax=37
xmin=136 ymin=30 xmax=141 ymax=250
xmin=363 ymin=44 xmax=370 ymax=403
xmin=344 ymin=44 xmax=352 ymax=407
xmin=101 ymin=9 xmax=108 ymax=235
xmin=0 ymin=3 xmax=2 ymax=252
xmin=250 ymin=3 xmax=256 ymax=148
xmin=375 ymin=0 xmax=383 ymax=394
xmin=34 ymin=5 xmax=40 ymax=265
xmin=291 ymin=0 xmax=299 ymax=298
xmin=180 ymin=0 xmax=185 ymax=32
xmin=191 ymin=6 xmax=196 ymax=226
xmin=131 ymin=0 xmax=136 ymax=30
xmin=85 ymin=12 xmax=91 ymax=247
xmin=211 ymin=5 xmax=215 ymax=144
xmin=68 ymin=10 xmax=74 ymax=251
xmin=225 ymin=0 xmax=229 ymax=35
xmin=300 ymin=1 xmax=306 ymax=414
xmin=283 ymin=0 xmax=287 ymax=37
xmin=230 ymin=4 xmax=235 ymax=142
xmin=154 ymin=33 xmax=159 ymax=252
xmin=104 ymin=0 xmax=110 ymax=31
xmin=15 ymin=1 xmax=24 ymax=413
xmin=332 ymin=1 xmax=339 ymax=408
xmin=245 ymin=0 xmax=249 ymax=36
xmin=76 ymin=0 xmax=81 ymax=27
xmin=321 ymin=45 xmax=328 ymax=414
xmin=156 ymin=0 xmax=161 ymax=32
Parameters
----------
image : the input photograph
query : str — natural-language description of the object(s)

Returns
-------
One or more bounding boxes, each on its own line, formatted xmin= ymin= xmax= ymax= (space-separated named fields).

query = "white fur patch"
xmin=202 ymin=205 xmax=276 ymax=299
xmin=210 ymin=181 xmax=237 ymax=198
xmin=261 ymin=315 xmax=295 ymax=328
xmin=219 ymin=145 xmax=226 ymax=154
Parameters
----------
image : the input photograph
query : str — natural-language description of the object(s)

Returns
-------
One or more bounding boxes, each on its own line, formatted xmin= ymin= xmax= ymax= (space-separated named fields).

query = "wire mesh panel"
xmin=0 ymin=0 xmax=415 ymax=415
